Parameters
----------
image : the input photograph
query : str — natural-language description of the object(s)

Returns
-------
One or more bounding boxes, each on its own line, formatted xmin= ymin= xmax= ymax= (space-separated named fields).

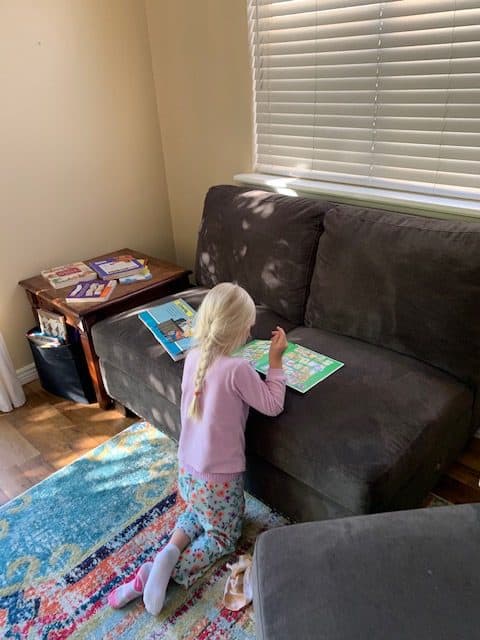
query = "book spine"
xmin=48 ymin=272 xmax=97 ymax=288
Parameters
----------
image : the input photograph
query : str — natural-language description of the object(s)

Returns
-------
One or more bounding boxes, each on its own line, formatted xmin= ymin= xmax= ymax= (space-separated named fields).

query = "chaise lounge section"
xmin=252 ymin=502 xmax=480 ymax=640
xmin=91 ymin=185 xmax=480 ymax=522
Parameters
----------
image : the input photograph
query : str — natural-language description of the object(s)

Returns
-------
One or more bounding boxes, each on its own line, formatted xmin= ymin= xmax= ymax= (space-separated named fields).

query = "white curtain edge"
xmin=0 ymin=332 xmax=26 ymax=413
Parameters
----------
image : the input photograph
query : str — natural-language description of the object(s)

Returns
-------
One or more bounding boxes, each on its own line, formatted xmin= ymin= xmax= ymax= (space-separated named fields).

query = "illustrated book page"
xmin=235 ymin=340 xmax=344 ymax=393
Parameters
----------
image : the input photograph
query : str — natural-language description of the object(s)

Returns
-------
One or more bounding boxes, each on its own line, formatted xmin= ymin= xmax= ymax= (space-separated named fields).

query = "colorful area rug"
xmin=0 ymin=422 xmax=287 ymax=639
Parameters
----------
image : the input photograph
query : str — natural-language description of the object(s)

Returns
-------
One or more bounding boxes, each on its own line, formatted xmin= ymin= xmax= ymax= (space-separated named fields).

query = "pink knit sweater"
xmin=178 ymin=348 xmax=286 ymax=481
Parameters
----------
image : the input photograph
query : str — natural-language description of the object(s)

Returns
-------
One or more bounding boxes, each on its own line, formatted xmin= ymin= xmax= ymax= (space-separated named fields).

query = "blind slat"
xmin=254 ymin=17 xmax=480 ymax=47
xmin=255 ymin=58 xmax=480 ymax=79
xmin=258 ymin=144 xmax=480 ymax=167
xmin=258 ymin=126 xmax=480 ymax=146
xmin=257 ymin=114 xmax=480 ymax=134
xmin=256 ymin=102 xmax=479 ymax=118
xmin=256 ymin=89 xmax=480 ymax=104
xmin=256 ymin=74 xmax=480 ymax=91
xmin=254 ymin=4 xmax=480 ymax=31
xmin=253 ymin=42 xmax=480 ymax=67
xmin=255 ymin=0 xmax=475 ymax=17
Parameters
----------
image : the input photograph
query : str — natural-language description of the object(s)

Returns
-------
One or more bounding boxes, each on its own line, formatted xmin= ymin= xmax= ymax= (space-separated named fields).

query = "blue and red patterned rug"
xmin=0 ymin=422 xmax=287 ymax=639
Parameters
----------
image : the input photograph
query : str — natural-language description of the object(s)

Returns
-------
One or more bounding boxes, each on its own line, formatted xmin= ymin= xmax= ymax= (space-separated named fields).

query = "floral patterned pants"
xmin=171 ymin=467 xmax=245 ymax=588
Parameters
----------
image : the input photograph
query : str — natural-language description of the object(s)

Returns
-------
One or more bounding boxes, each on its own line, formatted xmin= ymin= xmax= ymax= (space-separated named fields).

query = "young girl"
xmin=108 ymin=282 xmax=287 ymax=615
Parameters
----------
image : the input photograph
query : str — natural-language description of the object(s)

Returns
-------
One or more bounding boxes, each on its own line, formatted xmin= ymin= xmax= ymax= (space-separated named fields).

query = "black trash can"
xmin=27 ymin=328 xmax=96 ymax=404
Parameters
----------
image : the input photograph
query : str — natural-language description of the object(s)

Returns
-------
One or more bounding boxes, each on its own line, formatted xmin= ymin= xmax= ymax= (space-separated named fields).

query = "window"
xmin=245 ymin=0 xmax=480 ymax=214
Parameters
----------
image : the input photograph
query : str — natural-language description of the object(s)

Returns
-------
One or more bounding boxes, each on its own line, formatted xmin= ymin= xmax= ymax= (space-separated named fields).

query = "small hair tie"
xmin=194 ymin=390 xmax=202 ymax=397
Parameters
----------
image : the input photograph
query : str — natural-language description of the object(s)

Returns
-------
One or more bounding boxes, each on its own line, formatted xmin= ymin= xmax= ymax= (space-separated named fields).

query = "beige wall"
xmin=0 ymin=0 xmax=175 ymax=369
xmin=145 ymin=0 xmax=253 ymax=269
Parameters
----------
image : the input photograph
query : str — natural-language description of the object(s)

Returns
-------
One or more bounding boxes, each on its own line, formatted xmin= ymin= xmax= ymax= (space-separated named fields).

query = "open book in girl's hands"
xmin=235 ymin=340 xmax=344 ymax=393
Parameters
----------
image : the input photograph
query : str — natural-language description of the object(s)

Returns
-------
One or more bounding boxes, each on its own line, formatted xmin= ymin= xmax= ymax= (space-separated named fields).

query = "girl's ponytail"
xmin=188 ymin=334 xmax=214 ymax=419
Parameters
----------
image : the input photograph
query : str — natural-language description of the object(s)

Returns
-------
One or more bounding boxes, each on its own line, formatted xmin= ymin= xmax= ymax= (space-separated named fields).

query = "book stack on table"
xmin=41 ymin=255 xmax=151 ymax=305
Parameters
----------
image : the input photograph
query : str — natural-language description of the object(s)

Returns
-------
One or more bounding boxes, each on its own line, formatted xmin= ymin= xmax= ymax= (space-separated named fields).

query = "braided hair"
xmin=188 ymin=283 xmax=256 ymax=419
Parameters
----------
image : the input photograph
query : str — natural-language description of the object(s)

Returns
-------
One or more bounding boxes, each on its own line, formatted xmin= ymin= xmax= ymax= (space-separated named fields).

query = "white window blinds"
xmin=249 ymin=0 xmax=480 ymax=202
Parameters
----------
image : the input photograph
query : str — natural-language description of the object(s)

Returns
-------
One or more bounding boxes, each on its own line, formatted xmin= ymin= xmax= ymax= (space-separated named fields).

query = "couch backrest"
xmin=305 ymin=204 xmax=480 ymax=388
xmin=195 ymin=185 xmax=329 ymax=324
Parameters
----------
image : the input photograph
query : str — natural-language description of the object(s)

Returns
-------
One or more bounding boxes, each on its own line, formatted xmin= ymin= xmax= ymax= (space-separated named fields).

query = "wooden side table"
xmin=19 ymin=248 xmax=191 ymax=409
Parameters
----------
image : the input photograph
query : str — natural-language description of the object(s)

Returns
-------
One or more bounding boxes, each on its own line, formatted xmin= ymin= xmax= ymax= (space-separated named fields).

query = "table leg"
xmin=24 ymin=291 xmax=40 ymax=325
xmin=78 ymin=329 xmax=112 ymax=410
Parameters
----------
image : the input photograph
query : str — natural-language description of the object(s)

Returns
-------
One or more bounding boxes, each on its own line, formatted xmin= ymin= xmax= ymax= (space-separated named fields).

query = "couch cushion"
xmin=100 ymin=359 xmax=183 ymax=441
xmin=246 ymin=326 xmax=474 ymax=514
xmin=194 ymin=185 xmax=329 ymax=324
xmin=91 ymin=287 xmax=297 ymax=412
xmin=253 ymin=503 xmax=480 ymax=640
xmin=305 ymin=204 xmax=480 ymax=387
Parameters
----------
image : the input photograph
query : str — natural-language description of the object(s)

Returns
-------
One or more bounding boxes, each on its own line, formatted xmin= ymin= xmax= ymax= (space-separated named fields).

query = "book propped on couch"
xmin=88 ymin=255 xmax=145 ymax=280
xmin=138 ymin=298 xmax=196 ymax=361
xmin=235 ymin=340 xmax=344 ymax=393
xmin=65 ymin=279 xmax=117 ymax=304
xmin=41 ymin=261 xmax=97 ymax=289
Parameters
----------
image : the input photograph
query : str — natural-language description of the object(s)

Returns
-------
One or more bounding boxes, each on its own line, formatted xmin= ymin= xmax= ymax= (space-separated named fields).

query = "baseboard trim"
xmin=17 ymin=362 xmax=38 ymax=385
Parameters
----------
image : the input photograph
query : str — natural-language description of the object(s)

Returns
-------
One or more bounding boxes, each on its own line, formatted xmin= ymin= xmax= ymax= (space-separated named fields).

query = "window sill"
xmin=233 ymin=173 xmax=480 ymax=222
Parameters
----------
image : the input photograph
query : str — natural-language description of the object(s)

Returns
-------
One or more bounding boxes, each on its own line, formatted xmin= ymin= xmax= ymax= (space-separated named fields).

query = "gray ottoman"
xmin=252 ymin=503 xmax=480 ymax=640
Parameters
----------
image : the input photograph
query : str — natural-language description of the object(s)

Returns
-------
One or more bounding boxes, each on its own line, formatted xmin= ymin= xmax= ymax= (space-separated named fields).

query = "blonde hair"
xmin=189 ymin=282 xmax=256 ymax=420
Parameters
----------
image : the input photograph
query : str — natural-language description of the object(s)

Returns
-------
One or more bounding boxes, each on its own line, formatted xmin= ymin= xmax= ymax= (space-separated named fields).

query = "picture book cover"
xmin=88 ymin=255 xmax=145 ymax=280
xmin=41 ymin=261 xmax=97 ymax=289
xmin=138 ymin=298 xmax=196 ymax=361
xmin=37 ymin=309 xmax=67 ymax=342
xmin=235 ymin=340 xmax=344 ymax=393
xmin=65 ymin=279 xmax=117 ymax=303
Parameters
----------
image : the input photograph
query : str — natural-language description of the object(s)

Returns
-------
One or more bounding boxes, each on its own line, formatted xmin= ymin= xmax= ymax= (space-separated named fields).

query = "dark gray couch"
xmin=91 ymin=185 xmax=480 ymax=523
xmin=252 ymin=502 xmax=480 ymax=640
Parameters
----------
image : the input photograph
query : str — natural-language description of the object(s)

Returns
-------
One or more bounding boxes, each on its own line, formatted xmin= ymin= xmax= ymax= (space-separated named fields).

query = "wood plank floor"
xmin=1 ymin=380 xmax=479 ymax=506
xmin=0 ymin=380 xmax=136 ymax=504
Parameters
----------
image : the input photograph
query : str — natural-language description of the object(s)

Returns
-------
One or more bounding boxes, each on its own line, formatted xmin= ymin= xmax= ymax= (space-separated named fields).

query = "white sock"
xmin=143 ymin=543 xmax=180 ymax=615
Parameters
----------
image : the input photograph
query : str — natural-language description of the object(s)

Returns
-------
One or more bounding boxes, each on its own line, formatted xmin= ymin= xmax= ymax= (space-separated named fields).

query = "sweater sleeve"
xmin=231 ymin=360 xmax=286 ymax=416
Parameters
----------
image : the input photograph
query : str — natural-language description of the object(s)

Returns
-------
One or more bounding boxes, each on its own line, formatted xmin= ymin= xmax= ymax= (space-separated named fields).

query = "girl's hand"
xmin=269 ymin=326 xmax=288 ymax=368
